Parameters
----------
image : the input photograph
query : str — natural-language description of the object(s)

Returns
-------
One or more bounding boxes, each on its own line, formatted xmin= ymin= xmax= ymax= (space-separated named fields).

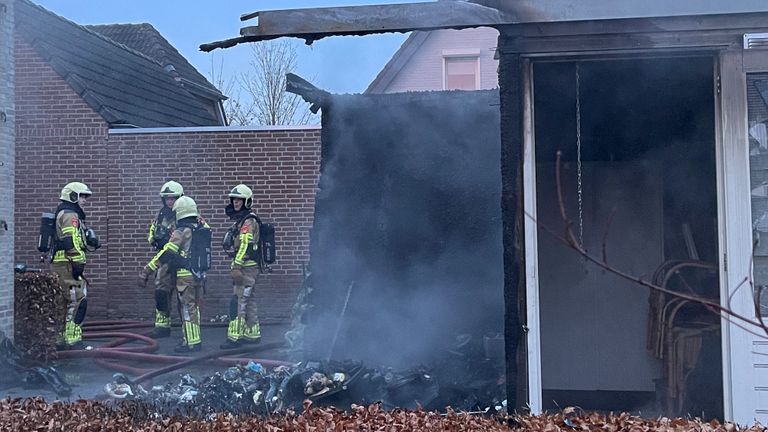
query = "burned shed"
xmin=298 ymin=88 xmax=503 ymax=367
xmin=204 ymin=0 xmax=768 ymax=424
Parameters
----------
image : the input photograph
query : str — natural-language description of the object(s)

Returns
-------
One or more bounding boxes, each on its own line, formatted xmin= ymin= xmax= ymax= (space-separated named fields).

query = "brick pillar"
xmin=0 ymin=0 xmax=15 ymax=337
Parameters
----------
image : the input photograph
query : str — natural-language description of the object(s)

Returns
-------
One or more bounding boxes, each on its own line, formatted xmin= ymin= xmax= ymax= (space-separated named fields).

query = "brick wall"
xmin=107 ymin=128 xmax=320 ymax=322
xmin=0 ymin=0 xmax=15 ymax=336
xmin=14 ymin=37 xmax=321 ymax=323
xmin=14 ymin=37 xmax=111 ymax=318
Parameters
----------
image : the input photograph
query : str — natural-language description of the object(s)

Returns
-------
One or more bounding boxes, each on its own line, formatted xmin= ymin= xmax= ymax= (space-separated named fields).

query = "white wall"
xmin=383 ymin=27 xmax=499 ymax=93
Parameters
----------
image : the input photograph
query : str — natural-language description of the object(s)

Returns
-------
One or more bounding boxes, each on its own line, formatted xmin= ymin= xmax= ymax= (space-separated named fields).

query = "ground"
xmin=2 ymin=322 xmax=291 ymax=401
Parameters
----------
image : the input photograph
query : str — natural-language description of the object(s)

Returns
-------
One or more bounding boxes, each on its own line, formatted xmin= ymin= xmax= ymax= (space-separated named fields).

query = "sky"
xmin=33 ymin=1 xmax=429 ymax=94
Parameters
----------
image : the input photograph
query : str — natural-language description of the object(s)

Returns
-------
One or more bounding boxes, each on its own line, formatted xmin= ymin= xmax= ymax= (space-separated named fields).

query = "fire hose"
xmin=55 ymin=320 xmax=293 ymax=384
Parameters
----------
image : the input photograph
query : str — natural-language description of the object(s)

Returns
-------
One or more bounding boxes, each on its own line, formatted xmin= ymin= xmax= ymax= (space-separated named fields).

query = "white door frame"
xmin=717 ymin=49 xmax=759 ymax=424
xmin=521 ymin=51 xmax=756 ymax=421
xmin=522 ymin=57 xmax=543 ymax=413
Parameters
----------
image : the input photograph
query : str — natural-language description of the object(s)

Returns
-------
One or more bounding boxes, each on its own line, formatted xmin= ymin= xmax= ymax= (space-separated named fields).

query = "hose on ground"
xmin=55 ymin=321 xmax=292 ymax=384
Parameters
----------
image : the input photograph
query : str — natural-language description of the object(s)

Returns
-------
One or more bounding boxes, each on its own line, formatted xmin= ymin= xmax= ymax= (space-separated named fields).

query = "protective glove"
xmin=138 ymin=267 xmax=152 ymax=289
xmin=230 ymin=266 xmax=244 ymax=286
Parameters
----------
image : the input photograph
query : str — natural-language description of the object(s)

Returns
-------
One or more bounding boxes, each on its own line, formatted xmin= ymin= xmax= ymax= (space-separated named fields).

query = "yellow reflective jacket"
xmin=147 ymin=209 xmax=176 ymax=249
xmin=146 ymin=217 xmax=209 ymax=277
xmin=53 ymin=210 xmax=86 ymax=264
xmin=231 ymin=216 xmax=259 ymax=268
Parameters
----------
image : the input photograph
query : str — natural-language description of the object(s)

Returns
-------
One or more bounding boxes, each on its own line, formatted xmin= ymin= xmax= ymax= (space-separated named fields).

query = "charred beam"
xmin=285 ymin=73 xmax=329 ymax=114
xmin=499 ymin=48 xmax=527 ymax=410
xmin=201 ymin=2 xmax=506 ymax=51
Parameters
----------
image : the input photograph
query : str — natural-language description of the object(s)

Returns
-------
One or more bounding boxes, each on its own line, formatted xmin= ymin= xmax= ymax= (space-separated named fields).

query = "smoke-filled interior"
xmin=533 ymin=56 xmax=722 ymax=418
xmin=305 ymin=91 xmax=504 ymax=372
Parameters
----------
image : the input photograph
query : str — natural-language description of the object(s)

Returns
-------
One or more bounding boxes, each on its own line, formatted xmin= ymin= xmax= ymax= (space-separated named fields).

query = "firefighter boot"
xmin=149 ymin=309 xmax=171 ymax=338
xmin=221 ymin=317 xmax=244 ymax=349
xmin=173 ymin=343 xmax=201 ymax=353
xmin=149 ymin=326 xmax=171 ymax=339
xmin=175 ymin=320 xmax=201 ymax=353
xmin=243 ymin=321 xmax=261 ymax=344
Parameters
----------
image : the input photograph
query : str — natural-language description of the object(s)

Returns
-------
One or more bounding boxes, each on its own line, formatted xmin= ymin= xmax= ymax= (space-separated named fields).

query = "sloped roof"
xmin=365 ymin=31 xmax=429 ymax=94
xmin=86 ymin=23 xmax=224 ymax=99
xmin=16 ymin=0 xmax=222 ymax=128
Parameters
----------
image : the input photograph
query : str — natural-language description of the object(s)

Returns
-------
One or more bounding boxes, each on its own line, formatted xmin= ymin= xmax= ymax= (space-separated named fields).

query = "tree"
xmin=209 ymin=40 xmax=316 ymax=126
xmin=209 ymin=55 xmax=254 ymax=126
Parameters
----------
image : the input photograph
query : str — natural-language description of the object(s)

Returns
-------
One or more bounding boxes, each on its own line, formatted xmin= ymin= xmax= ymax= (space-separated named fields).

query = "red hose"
xmin=215 ymin=357 xmax=295 ymax=367
xmin=95 ymin=358 xmax=152 ymax=376
xmin=56 ymin=332 xmax=159 ymax=359
xmin=55 ymin=321 xmax=291 ymax=382
xmin=82 ymin=320 xmax=230 ymax=330
xmin=83 ymin=320 xmax=147 ymax=326
xmin=129 ymin=343 xmax=285 ymax=384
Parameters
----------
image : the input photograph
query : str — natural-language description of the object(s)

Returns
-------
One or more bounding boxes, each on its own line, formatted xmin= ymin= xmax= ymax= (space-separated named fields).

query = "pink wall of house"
xmin=375 ymin=27 xmax=499 ymax=93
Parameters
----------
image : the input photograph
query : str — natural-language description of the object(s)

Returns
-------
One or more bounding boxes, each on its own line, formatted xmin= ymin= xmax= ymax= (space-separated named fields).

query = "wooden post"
xmin=498 ymin=34 xmax=528 ymax=412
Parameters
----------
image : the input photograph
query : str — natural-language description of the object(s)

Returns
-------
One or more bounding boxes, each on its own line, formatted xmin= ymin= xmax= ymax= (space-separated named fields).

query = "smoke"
xmin=305 ymin=90 xmax=504 ymax=369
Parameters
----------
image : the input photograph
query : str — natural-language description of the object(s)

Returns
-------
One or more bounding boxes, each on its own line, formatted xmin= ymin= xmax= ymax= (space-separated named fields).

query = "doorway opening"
xmin=533 ymin=56 xmax=723 ymax=418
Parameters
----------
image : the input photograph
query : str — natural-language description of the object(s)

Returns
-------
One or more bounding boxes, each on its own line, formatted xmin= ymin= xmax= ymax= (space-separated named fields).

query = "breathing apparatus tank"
xmin=37 ymin=212 xmax=56 ymax=253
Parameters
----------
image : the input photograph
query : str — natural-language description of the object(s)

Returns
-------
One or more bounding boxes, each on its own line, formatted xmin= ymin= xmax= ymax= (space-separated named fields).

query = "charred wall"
xmin=305 ymin=90 xmax=504 ymax=368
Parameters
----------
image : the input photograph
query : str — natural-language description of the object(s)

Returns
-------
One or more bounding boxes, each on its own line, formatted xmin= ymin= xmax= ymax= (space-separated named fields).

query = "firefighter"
xmin=139 ymin=196 xmax=205 ymax=352
xmin=146 ymin=180 xmax=184 ymax=338
xmin=221 ymin=184 xmax=262 ymax=348
xmin=52 ymin=182 xmax=97 ymax=349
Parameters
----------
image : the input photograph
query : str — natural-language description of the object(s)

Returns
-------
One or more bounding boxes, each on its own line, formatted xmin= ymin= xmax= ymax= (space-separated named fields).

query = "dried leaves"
xmin=0 ymin=398 xmax=509 ymax=431
xmin=2 ymin=398 xmax=767 ymax=432
xmin=14 ymin=272 xmax=65 ymax=362
xmin=511 ymin=409 xmax=768 ymax=432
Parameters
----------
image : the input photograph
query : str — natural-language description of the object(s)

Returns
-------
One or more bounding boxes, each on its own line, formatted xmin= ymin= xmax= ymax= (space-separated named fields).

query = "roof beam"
xmin=200 ymin=1 xmax=506 ymax=51
xmin=200 ymin=0 xmax=768 ymax=52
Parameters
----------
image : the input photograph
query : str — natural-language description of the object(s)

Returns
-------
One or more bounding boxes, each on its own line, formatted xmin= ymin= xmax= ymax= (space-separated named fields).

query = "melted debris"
xmin=106 ymin=356 xmax=503 ymax=418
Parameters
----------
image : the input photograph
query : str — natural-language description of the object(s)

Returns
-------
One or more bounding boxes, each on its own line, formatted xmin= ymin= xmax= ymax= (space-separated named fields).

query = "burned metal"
xmin=106 ymin=335 xmax=504 ymax=418
xmin=0 ymin=334 xmax=71 ymax=395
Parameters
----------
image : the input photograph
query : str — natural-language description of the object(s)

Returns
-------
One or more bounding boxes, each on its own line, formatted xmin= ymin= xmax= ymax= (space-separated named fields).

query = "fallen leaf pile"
xmin=512 ymin=408 xmax=768 ymax=432
xmin=14 ymin=272 xmax=65 ymax=362
xmin=0 ymin=398 xmax=509 ymax=431
xmin=1 ymin=398 xmax=767 ymax=431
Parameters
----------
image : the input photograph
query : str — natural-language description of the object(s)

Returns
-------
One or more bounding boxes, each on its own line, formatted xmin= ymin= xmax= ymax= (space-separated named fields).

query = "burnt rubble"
xmin=105 ymin=335 xmax=505 ymax=418
xmin=0 ymin=335 xmax=71 ymax=396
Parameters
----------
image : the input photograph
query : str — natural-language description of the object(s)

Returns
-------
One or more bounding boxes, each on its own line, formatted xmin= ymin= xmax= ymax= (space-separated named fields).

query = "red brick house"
xmin=13 ymin=0 xmax=320 ymax=322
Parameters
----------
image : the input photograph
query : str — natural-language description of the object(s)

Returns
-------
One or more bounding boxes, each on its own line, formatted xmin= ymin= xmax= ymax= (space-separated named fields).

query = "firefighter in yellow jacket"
xmin=139 ymin=196 xmax=205 ymax=352
xmin=221 ymin=184 xmax=262 ymax=348
xmin=52 ymin=182 xmax=99 ymax=349
xmin=146 ymin=181 xmax=184 ymax=338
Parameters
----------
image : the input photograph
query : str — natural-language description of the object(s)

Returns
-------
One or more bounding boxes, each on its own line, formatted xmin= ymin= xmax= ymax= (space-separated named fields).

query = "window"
xmin=443 ymin=55 xmax=479 ymax=90
xmin=748 ymin=73 xmax=768 ymax=315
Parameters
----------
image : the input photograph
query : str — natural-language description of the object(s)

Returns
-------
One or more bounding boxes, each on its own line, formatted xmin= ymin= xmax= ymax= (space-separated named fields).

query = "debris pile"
xmin=14 ymin=270 xmax=65 ymax=362
xmin=107 ymin=353 xmax=504 ymax=418
xmin=0 ymin=335 xmax=71 ymax=395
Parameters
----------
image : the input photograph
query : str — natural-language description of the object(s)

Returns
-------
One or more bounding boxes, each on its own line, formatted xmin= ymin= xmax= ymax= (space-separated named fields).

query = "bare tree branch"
xmin=208 ymin=41 xmax=318 ymax=126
